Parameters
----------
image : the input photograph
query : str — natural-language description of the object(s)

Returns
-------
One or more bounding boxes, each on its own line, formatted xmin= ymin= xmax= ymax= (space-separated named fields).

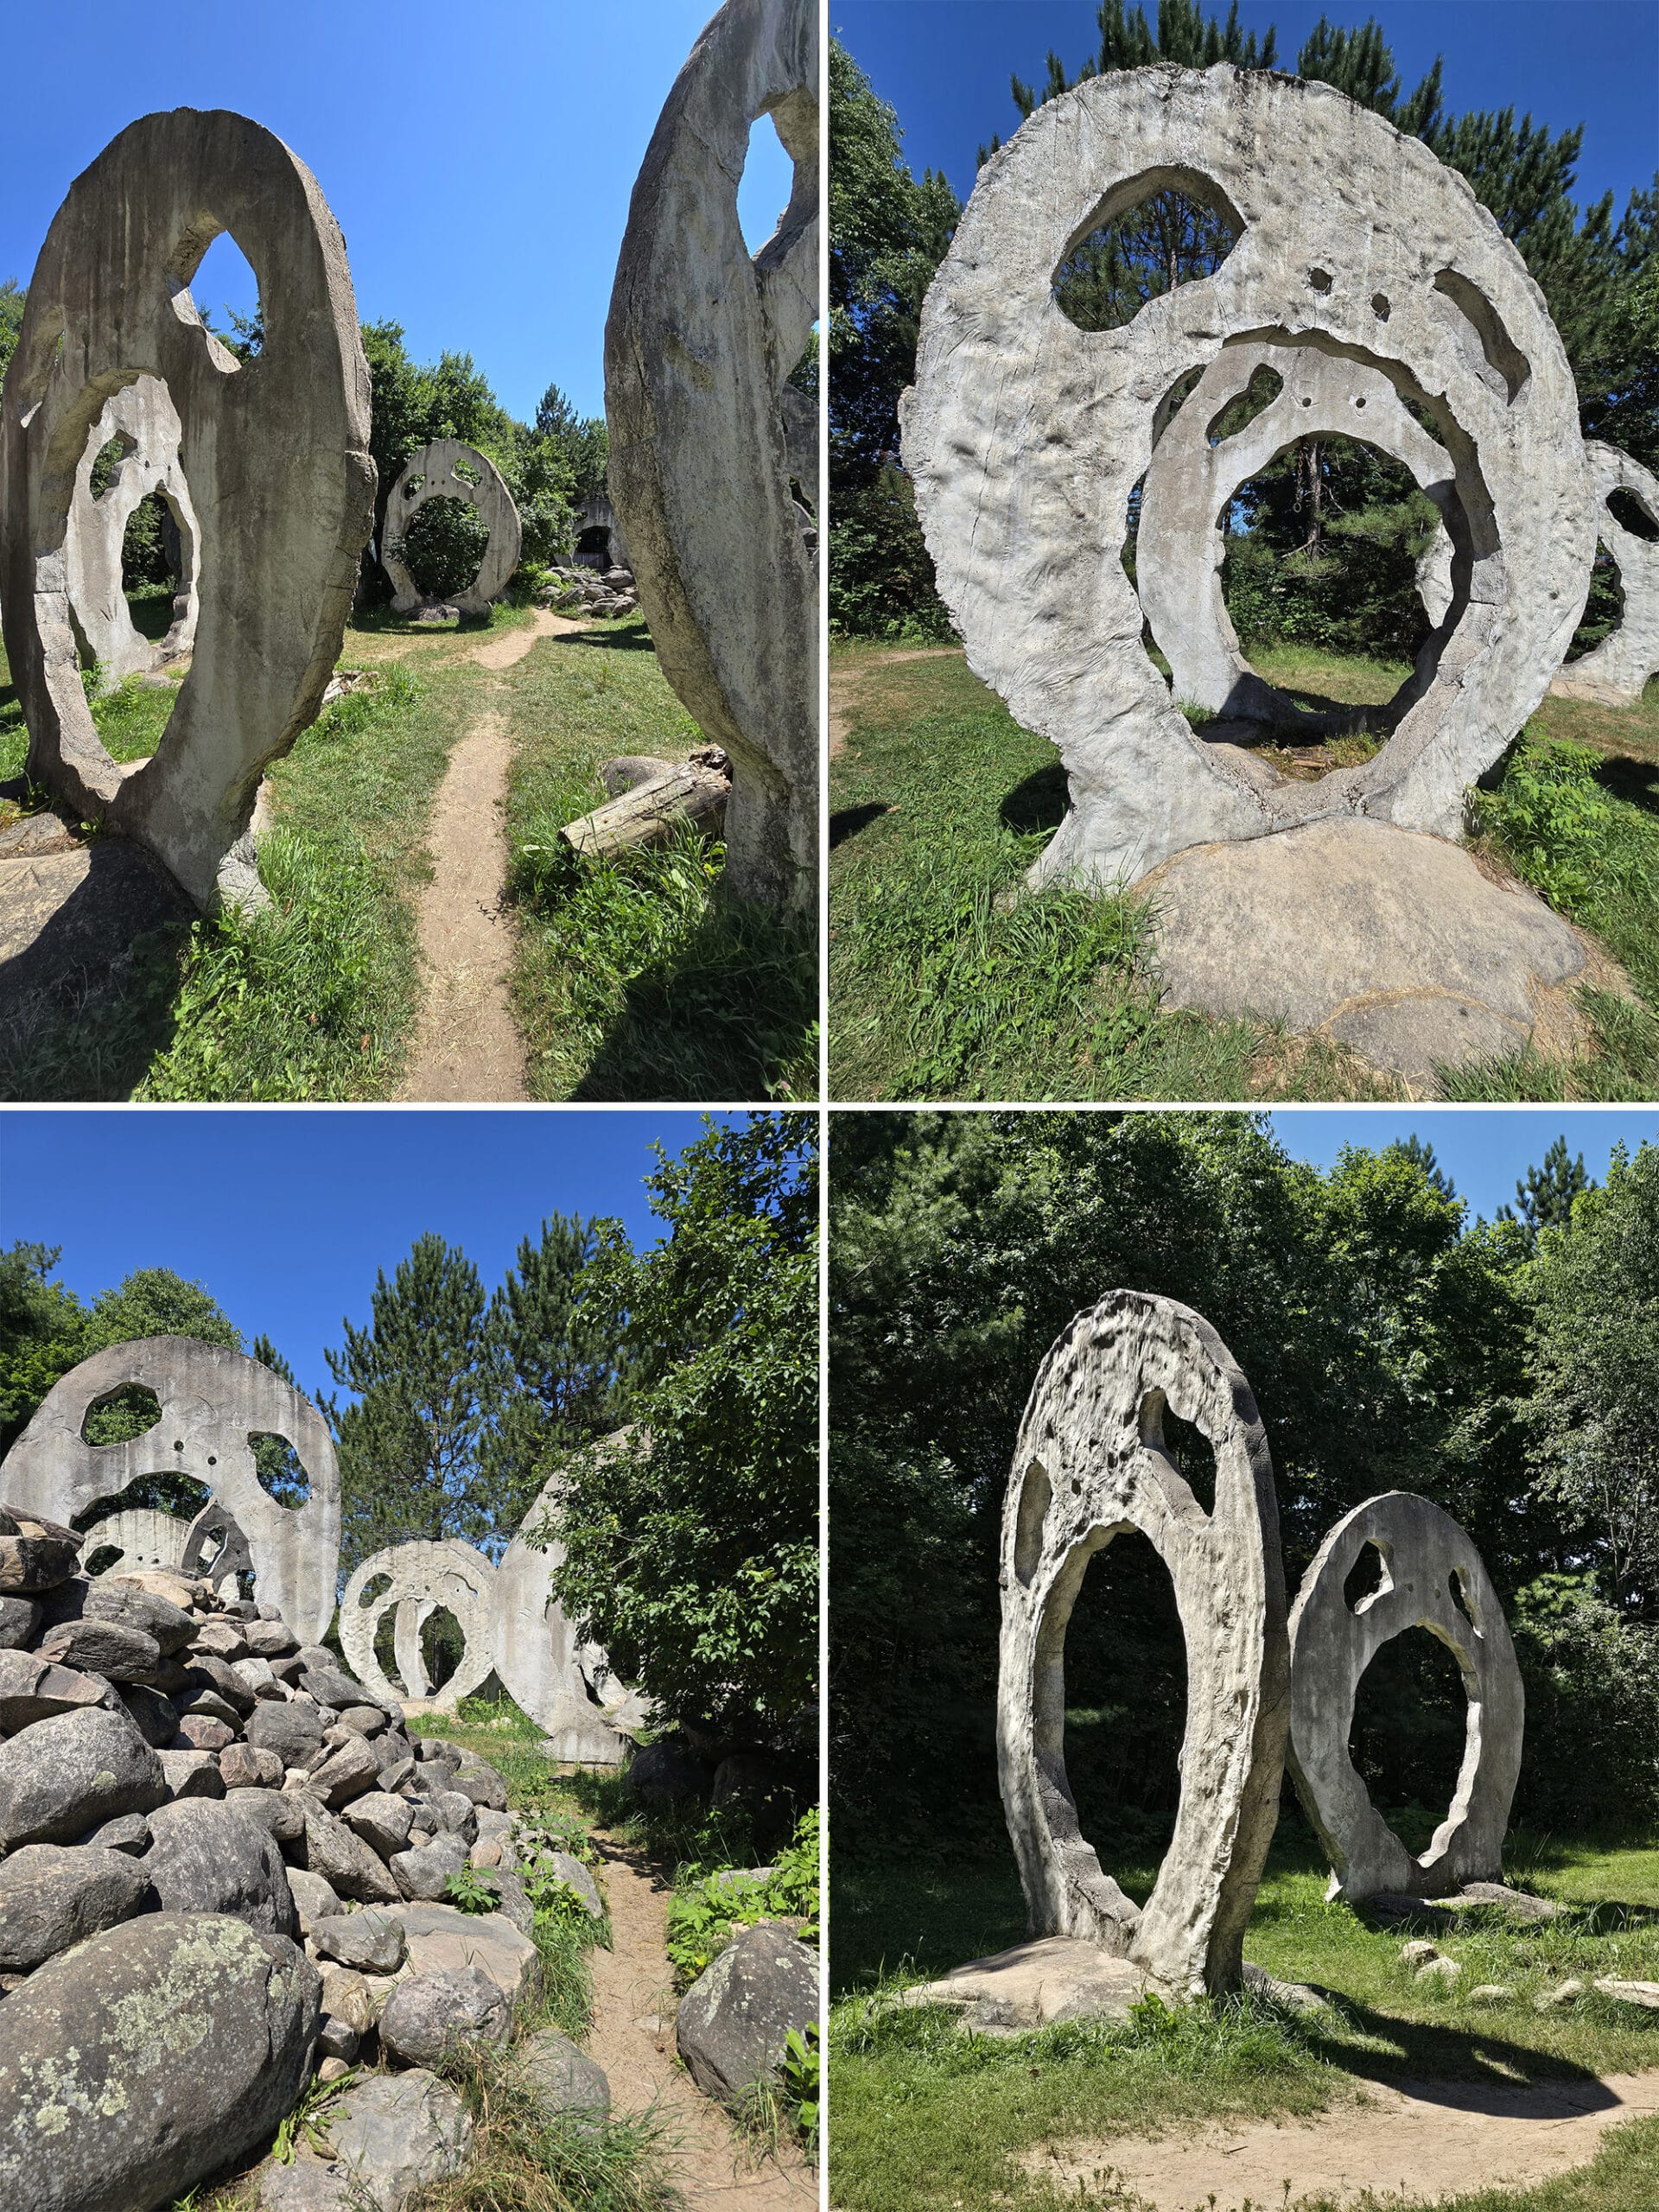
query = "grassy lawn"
xmin=827 ymin=640 xmax=1659 ymax=1103
xmin=827 ymin=1825 xmax=1659 ymax=2212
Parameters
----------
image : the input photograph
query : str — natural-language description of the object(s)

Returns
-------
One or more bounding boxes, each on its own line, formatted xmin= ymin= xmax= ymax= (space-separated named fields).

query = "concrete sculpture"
xmin=0 ymin=109 xmax=375 ymax=912
xmin=605 ymin=0 xmax=819 ymax=916
xmin=381 ymin=440 xmax=522 ymax=618
xmin=1286 ymin=1491 xmax=1524 ymax=1902
xmin=79 ymin=1506 xmax=191 ymax=1578
xmin=904 ymin=65 xmax=1592 ymax=889
xmin=1 ymin=1337 xmax=341 ymax=1644
xmin=1550 ymin=442 xmax=1659 ymax=707
xmin=999 ymin=1291 xmax=1288 ymax=1996
xmin=64 ymin=375 xmax=199 ymax=680
xmin=1138 ymin=342 xmax=1458 ymax=727
xmin=340 ymin=1540 xmax=500 ymax=1713
xmin=180 ymin=1497 xmax=256 ymax=1602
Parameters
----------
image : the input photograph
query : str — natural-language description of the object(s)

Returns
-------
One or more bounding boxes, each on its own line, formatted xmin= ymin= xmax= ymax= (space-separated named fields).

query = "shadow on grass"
xmin=0 ymin=915 xmax=187 ymax=1101
xmin=1594 ymin=752 xmax=1659 ymax=819
xmin=559 ymin=625 xmax=658 ymax=653
xmin=999 ymin=762 xmax=1069 ymax=836
xmin=831 ymin=802 xmax=891 ymax=849
xmin=1315 ymin=1997 xmax=1614 ymax=2102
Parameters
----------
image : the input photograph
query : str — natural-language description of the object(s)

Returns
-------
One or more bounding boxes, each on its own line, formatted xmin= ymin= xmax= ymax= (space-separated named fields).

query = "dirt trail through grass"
xmin=1029 ymin=2068 xmax=1659 ymax=2211
xmin=588 ymin=1832 xmax=813 ymax=2212
xmin=829 ymin=645 xmax=962 ymax=757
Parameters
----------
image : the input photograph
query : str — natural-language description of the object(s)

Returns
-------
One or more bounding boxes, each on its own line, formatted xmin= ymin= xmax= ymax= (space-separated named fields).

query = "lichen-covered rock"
xmin=0 ymin=1913 xmax=321 ymax=2212
xmin=141 ymin=1796 xmax=300 ymax=1936
xmin=675 ymin=1923 xmax=818 ymax=2101
xmin=0 ymin=1503 xmax=81 ymax=1594
xmin=515 ymin=2024 xmax=611 ymax=2130
xmin=0 ymin=1843 xmax=149 ymax=1971
xmin=0 ymin=1704 xmax=167 ymax=1847
xmin=257 ymin=2067 xmax=473 ymax=2212
xmin=379 ymin=1963 xmax=511 ymax=2067
xmin=385 ymin=1901 xmax=542 ymax=2008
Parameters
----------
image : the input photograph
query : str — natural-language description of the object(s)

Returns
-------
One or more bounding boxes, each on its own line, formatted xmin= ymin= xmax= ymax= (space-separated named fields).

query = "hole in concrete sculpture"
xmin=248 ymin=1432 xmax=309 ymax=1509
xmin=84 ymin=1545 xmax=124 ymax=1575
xmin=1349 ymin=1625 xmax=1473 ymax=1848
xmin=1449 ymin=1566 xmax=1484 ymax=1637
xmin=90 ymin=430 xmax=137 ymax=497
xmin=1014 ymin=1459 xmax=1052 ymax=1586
xmin=1607 ymin=486 xmax=1659 ymax=543
xmin=736 ymin=107 xmax=794 ymax=257
xmin=1564 ymin=541 xmax=1625 ymax=663
xmin=1432 ymin=268 xmax=1529 ymax=404
xmin=1343 ymin=1539 xmax=1393 ymax=1614
xmin=1052 ymin=168 xmax=1243 ymax=333
xmin=1307 ymin=267 xmax=1334 ymax=293
xmin=1062 ymin=1529 xmax=1188 ymax=1862
xmin=180 ymin=228 xmax=264 ymax=359
xmin=1205 ymin=364 xmax=1283 ymax=448
xmin=393 ymin=494 xmax=492 ymax=601
xmin=403 ymin=474 xmax=426 ymax=499
xmin=1372 ymin=292 xmax=1391 ymax=320
xmin=421 ymin=1605 xmax=466 ymax=1694
xmin=79 ymin=1385 xmax=163 ymax=1446
xmin=69 ymin=1471 xmax=210 ymax=1535
xmin=451 ymin=456 xmax=483 ymax=487
xmin=1138 ymin=1389 xmax=1216 ymax=1514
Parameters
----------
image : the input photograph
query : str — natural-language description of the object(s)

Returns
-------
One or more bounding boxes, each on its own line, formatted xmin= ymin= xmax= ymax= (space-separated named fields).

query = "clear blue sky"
xmin=836 ymin=0 xmax=1658 ymax=215
xmin=0 ymin=1 xmax=797 ymax=424
xmin=1266 ymin=1106 xmax=1659 ymax=1217
xmin=0 ymin=1109 xmax=751 ymax=1409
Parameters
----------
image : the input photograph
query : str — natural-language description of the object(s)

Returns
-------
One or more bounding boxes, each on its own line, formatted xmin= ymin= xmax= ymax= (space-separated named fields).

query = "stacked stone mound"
xmin=0 ymin=1509 xmax=603 ymax=2212
xmin=537 ymin=565 xmax=640 ymax=620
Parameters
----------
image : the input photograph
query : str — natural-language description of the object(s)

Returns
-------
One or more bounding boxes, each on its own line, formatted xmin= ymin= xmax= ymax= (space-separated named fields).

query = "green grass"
xmin=500 ymin=620 xmax=817 ymax=1100
xmin=829 ymin=644 xmax=1659 ymax=1103
xmin=828 ymin=1827 xmax=1659 ymax=2212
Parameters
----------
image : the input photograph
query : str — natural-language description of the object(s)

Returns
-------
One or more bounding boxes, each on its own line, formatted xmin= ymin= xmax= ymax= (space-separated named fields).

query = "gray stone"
xmin=174 ymin=1712 xmax=236 ymax=1752
xmin=81 ymin=1579 xmax=197 ymax=1655
xmin=381 ymin=441 xmax=523 ymax=619
xmin=300 ymin=1665 xmax=373 ymax=1713
xmin=515 ymin=2024 xmax=611 ymax=2129
xmin=384 ymin=1900 xmax=543 ymax=2007
xmin=339 ymin=1704 xmax=387 ymax=1738
xmin=485 ymin=1867 xmax=535 ymax=1936
xmin=190 ymin=1617 xmax=251 ymax=1662
xmin=997 ymin=1293 xmax=1287 ymax=1996
xmin=344 ymin=1789 xmax=414 ymax=1857
xmin=1536 ymin=1979 xmax=1586 ymax=2011
xmin=1550 ymin=444 xmax=1659 ymax=706
xmin=159 ymin=1746 xmax=226 ymax=1796
xmin=64 ymin=374 xmax=199 ymax=682
xmin=433 ymin=1789 xmax=479 ymax=1841
xmin=221 ymin=1740 xmax=288 ymax=1791
xmin=3 ymin=1338 xmax=342 ymax=1640
xmin=1287 ymin=1493 xmax=1523 ymax=1903
xmin=245 ymin=1618 xmax=300 ymax=1659
xmin=1134 ymin=819 xmax=1599 ymax=1085
xmin=78 ymin=1811 xmax=150 ymax=1854
xmin=1416 ymin=1955 xmax=1463 ymax=1987
xmin=900 ymin=1936 xmax=1153 ymax=2034
xmin=312 ymin=1910 xmax=407 ymax=1973
xmin=535 ymin=1848 xmax=604 ymax=1921
xmin=319 ymin=1963 xmax=374 ymax=2036
xmin=288 ymin=1867 xmax=343 ymax=1930
xmin=0 ymin=1648 xmax=118 ymax=1731
xmin=1468 ymin=1984 xmax=1517 ymax=2005
xmin=451 ymin=1759 xmax=509 ymax=1811
xmin=0 ymin=1704 xmax=167 ymax=1846
xmin=317 ymin=2012 xmax=360 ymax=2063
xmin=228 ymin=1782 xmax=308 ymax=1851
xmin=0 ymin=111 xmax=376 ymax=912
xmin=0 ymin=1503 xmax=81 ymax=1593
xmin=185 ymin=1651 xmax=255 ymax=1713
xmin=249 ymin=1699 xmax=327 ymax=1767
xmin=902 ymin=64 xmax=1593 ymax=893
xmin=301 ymin=1800 xmax=402 ymax=1904
xmin=676 ymin=1923 xmax=819 ymax=2100
xmin=0 ymin=1913 xmax=321 ymax=2212
xmin=1594 ymin=1978 xmax=1659 ymax=2010
xmin=308 ymin=1732 xmax=382 ymax=1807
xmin=379 ymin=1963 xmax=512 ymax=2068
xmin=257 ymin=2068 xmax=473 ymax=2212
xmin=0 ymin=1597 xmax=41 ymax=1649
xmin=117 ymin=1681 xmax=181 ymax=1746
xmin=390 ymin=1832 xmax=471 ymax=1901
xmin=605 ymin=0 xmax=819 ymax=915
xmin=0 ymin=1843 xmax=149 ymax=1970
xmin=142 ymin=1796 xmax=300 ymax=1936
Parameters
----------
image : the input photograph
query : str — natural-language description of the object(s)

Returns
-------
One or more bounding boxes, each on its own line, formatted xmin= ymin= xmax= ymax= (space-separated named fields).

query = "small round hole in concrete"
xmin=1307 ymin=267 xmax=1334 ymax=293
xmin=1372 ymin=291 xmax=1391 ymax=319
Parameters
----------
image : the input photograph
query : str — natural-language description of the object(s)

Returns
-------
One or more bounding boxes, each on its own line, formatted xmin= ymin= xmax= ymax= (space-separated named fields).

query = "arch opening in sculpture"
xmin=379 ymin=440 xmax=521 ymax=619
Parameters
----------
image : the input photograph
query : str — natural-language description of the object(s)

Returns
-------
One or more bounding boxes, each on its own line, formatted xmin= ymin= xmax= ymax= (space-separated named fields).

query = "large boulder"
xmin=0 ymin=1597 xmax=41 ymax=1649
xmin=0 ymin=1843 xmax=149 ymax=1971
xmin=230 ymin=1785 xmax=306 ymax=1849
xmin=384 ymin=1901 xmax=542 ymax=2008
xmin=300 ymin=1664 xmax=372 ymax=1713
xmin=158 ymin=1746 xmax=226 ymax=1797
xmin=117 ymin=1681 xmax=181 ymax=1747
xmin=449 ymin=1759 xmax=509 ymax=1812
xmin=258 ymin=2068 xmax=473 ymax=2212
xmin=37 ymin=1618 xmax=162 ymax=1683
xmin=311 ymin=1911 xmax=406 ymax=1974
xmin=515 ymin=2024 xmax=611 ymax=2130
xmin=0 ymin=1649 xmax=118 ymax=1732
xmin=81 ymin=1579 xmax=196 ymax=1655
xmin=0 ymin=1914 xmax=321 ymax=2212
xmin=300 ymin=1800 xmax=401 ymax=1904
xmin=307 ymin=1733 xmax=381 ymax=1807
xmin=246 ymin=1699 xmax=326 ymax=1767
xmin=0 ymin=1503 xmax=81 ymax=1593
xmin=675 ymin=1923 xmax=819 ymax=2101
xmin=343 ymin=1790 xmax=413 ymax=1858
xmin=378 ymin=1964 xmax=511 ymax=2068
xmin=142 ymin=1797 xmax=300 ymax=1937
xmin=389 ymin=1832 xmax=470 ymax=1902
xmin=0 ymin=1705 xmax=167 ymax=1847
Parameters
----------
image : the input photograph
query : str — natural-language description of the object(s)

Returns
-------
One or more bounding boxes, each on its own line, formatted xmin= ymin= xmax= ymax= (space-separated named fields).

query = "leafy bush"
xmin=1510 ymin=1574 xmax=1659 ymax=1830
xmin=828 ymin=467 xmax=955 ymax=641
xmin=1472 ymin=737 xmax=1659 ymax=919
xmin=664 ymin=1806 xmax=820 ymax=1986
xmin=389 ymin=495 xmax=492 ymax=600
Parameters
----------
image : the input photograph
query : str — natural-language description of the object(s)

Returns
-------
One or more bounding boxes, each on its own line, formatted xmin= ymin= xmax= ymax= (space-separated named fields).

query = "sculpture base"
xmin=898 ymin=1938 xmax=1157 ymax=2035
xmin=1358 ymin=1884 xmax=1564 ymax=1928
xmin=1132 ymin=819 xmax=1615 ymax=1090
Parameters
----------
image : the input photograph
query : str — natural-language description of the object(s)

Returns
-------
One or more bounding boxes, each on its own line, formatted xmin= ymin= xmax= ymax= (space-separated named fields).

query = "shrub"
xmin=1510 ymin=1573 xmax=1659 ymax=1831
xmin=389 ymin=495 xmax=492 ymax=600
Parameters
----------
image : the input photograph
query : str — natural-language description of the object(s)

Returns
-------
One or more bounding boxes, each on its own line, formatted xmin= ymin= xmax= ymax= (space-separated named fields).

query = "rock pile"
xmin=537 ymin=564 xmax=640 ymax=620
xmin=0 ymin=1508 xmax=601 ymax=2212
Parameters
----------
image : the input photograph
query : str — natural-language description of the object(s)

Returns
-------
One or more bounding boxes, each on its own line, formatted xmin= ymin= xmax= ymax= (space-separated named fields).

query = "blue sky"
xmin=835 ymin=0 xmax=1658 ymax=214
xmin=0 ymin=1 xmax=797 ymax=424
xmin=1265 ymin=1107 xmax=1659 ymax=1218
xmin=0 ymin=1109 xmax=758 ymax=1408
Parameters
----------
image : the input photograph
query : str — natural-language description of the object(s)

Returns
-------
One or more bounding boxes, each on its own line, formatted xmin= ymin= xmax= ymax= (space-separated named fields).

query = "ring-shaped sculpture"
xmin=339 ymin=1540 xmax=499 ymax=1711
xmin=0 ymin=109 xmax=375 ymax=912
xmin=605 ymin=0 xmax=819 ymax=917
xmin=1550 ymin=442 xmax=1659 ymax=708
xmin=65 ymin=375 xmax=200 ymax=680
xmin=380 ymin=440 xmax=522 ymax=619
xmin=1000 ymin=1292 xmax=1288 ymax=1996
xmin=902 ymin=65 xmax=1592 ymax=890
xmin=1287 ymin=1492 xmax=1524 ymax=1902
xmin=0 ymin=1336 xmax=341 ymax=1643
xmin=1139 ymin=342 xmax=1458 ymax=728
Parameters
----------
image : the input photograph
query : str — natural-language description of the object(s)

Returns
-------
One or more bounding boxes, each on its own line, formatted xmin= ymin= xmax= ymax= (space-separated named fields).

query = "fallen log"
xmin=562 ymin=760 xmax=729 ymax=859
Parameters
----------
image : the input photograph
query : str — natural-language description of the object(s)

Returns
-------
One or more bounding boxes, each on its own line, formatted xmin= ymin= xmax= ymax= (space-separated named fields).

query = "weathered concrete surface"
xmin=903 ymin=65 xmax=1592 ymax=889
xmin=901 ymin=1936 xmax=1153 ymax=2032
xmin=1135 ymin=817 xmax=1605 ymax=1087
xmin=999 ymin=1292 xmax=1288 ymax=1996
xmin=1139 ymin=342 xmax=1458 ymax=727
xmin=0 ymin=109 xmax=375 ymax=912
xmin=80 ymin=1506 xmax=192 ymax=1576
xmin=3 ymin=1337 xmax=342 ymax=1641
xmin=605 ymin=0 xmax=819 ymax=916
xmin=339 ymin=1541 xmax=499 ymax=1711
xmin=381 ymin=440 xmax=522 ymax=619
xmin=1550 ymin=442 xmax=1659 ymax=706
xmin=65 ymin=375 xmax=199 ymax=681
xmin=1287 ymin=1492 xmax=1524 ymax=1902
xmin=573 ymin=488 xmax=631 ymax=574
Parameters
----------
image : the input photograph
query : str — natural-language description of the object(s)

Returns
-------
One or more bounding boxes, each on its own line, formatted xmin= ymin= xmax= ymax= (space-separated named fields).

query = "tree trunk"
xmin=562 ymin=764 xmax=729 ymax=860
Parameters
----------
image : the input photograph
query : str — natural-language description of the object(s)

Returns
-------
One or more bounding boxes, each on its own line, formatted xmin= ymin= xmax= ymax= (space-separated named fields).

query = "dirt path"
xmin=1026 ymin=2068 xmax=1659 ymax=2211
xmin=828 ymin=645 xmax=962 ymax=758
xmin=588 ymin=1834 xmax=814 ymax=2212
xmin=472 ymin=605 xmax=586 ymax=669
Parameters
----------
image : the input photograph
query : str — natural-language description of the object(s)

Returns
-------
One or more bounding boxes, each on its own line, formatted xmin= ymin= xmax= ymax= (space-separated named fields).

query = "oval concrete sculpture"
xmin=902 ymin=65 xmax=1592 ymax=890
xmin=81 ymin=1506 xmax=191 ymax=1577
xmin=0 ymin=1338 xmax=341 ymax=1643
xmin=1000 ymin=1291 xmax=1288 ymax=1996
xmin=338 ymin=1541 xmax=499 ymax=1710
xmin=604 ymin=0 xmax=819 ymax=916
xmin=64 ymin=375 xmax=200 ymax=681
xmin=1139 ymin=342 xmax=1459 ymax=728
xmin=1549 ymin=442 xmax=1659 ymax=708
xmin=1287 ymin=1491 xmax=1524 ymax=1903
xmin=380 ymin=439 xmax=523 ymax=618
xmin=0 ymin=109 xmax=376 ymax=912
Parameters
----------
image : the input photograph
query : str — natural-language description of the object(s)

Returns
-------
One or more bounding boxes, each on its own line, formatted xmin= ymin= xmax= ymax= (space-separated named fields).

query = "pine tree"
xmin=1385 ymin=1135 xmax=1457 ymax=1203
xmin=1506 ymin=1137 xmax=1592 ymax=1236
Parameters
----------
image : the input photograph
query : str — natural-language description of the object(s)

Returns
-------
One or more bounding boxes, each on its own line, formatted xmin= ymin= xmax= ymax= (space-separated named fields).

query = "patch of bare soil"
xmin=588 ymin=1834 xmax=813 ymax=2212
xmin=829 ymin=644 xmax=962 ymax=758
xmin=472 ymin=606 xmax=587 ymax=668
xmin=1025 ymin=2068 xmax=1659 ymax=2211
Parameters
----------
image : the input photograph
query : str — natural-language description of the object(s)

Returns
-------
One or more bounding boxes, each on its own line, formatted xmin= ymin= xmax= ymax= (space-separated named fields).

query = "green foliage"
xmin=534 ymin=385 xmax=609 ymax=508
xmin=665 ymin=1808 xmax=820 ymax=1986
xmin=1501 ymin=1135 xmax=1591 ymax=1239
xmin=522 ymin=1862 xmax=601 ymax=1938
xmin=1510 ymin=1576 xmax=1659 ymax=1827
xmin=442 ymin=1865 xmax=501 ymax=1916
xmin=779 ymin=2023 xmax=820 ymax=2159
xmin=271 ymin=2069 xmax=357 ymax=2164
xmin=0 ymin=277 xmax=22 ymax=383
xmin=543 ymin=1116 xmax=818 ymax=1742
xmin=388 ymin=495 xmax=492 ymax=601
xmin=827 ymin=467 xmax=956 ymax=641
